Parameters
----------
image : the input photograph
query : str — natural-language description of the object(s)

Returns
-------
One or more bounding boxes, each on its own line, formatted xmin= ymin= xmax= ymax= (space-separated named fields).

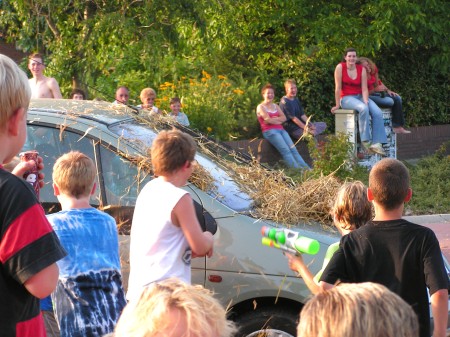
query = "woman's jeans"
xmin=263 ymin=128 xmax=310 ymax=169
xmin=370 ymin=93 xmax=405 ymax=128
xmin=341 ymin=95 xmax=387 ymax=144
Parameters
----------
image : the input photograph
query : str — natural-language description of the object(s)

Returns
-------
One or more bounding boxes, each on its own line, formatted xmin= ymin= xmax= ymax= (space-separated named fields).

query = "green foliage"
xmin=1 ymin=0 xmax=448 ymax=137
xmin=406 ymin=142 xmax=450 ymax=214
xmin=153 ymin=71 xmax=262 ymax=140
xmin=306 ymin=133 xmax=356 ymax=180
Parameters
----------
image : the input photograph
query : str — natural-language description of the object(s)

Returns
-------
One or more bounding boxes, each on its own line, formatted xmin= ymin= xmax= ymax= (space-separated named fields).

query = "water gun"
xmin=261 ymin=226 xmax=320 ymax=256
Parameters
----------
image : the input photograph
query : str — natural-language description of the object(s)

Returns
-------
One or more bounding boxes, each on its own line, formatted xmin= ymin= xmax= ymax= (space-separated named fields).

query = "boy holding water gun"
xmin=285 ymin=181 xmax=372 ymax=294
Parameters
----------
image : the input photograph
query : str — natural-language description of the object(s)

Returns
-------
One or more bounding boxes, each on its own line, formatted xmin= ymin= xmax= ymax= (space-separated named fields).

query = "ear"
xmin=183 ymin=161 xmax=191 ymax=169
xmin=90 ymin=182 xmax=97 ymax=196
xmin=367 ymin=188 xmax=374 ymax=202
xmin=53 ymin=183 xmax=60 ymax=196
xmin=404 ymin=188 xmax=412 ymax=203
xmin=7 ymin=108 xmax=25 ymax=136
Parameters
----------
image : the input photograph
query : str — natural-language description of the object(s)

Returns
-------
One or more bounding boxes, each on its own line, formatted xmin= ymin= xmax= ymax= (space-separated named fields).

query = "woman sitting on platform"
xmin=357 ymin=57 xmax=411 ymax=134
xmin=331 ymin=48 xmax=387 ymax=156
xmin=256 ymin=83 xmax=310 ymax=169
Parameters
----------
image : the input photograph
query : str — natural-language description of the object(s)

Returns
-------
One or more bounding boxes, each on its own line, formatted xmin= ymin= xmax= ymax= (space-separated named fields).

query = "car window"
xmin=109 ymin=121 xmax=253 ymax=212
xmin=24 ymin=124 xmax=100 ymax=205
xmin=100 ymin=145 xmax=152 ymax=206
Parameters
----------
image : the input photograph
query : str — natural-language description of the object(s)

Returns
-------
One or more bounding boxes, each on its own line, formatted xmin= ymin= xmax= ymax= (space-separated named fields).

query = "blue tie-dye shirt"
xmin=47 ymin=208 xmax=126 ymax=337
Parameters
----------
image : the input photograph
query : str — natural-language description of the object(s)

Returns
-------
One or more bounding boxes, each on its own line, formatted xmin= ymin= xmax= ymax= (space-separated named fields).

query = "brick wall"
xmin=224 ymin=124 xmax=450 ymax=166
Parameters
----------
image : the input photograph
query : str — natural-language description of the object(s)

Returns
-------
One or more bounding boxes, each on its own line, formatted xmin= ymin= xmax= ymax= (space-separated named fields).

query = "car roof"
xmin=28 ymin=99 xmax=138 ymax=126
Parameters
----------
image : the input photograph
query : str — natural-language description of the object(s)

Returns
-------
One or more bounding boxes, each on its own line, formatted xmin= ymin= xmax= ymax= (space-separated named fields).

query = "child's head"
xmin=297 ymin=282 xmax=419 ymax=337
xmin=140 ymin=88 xmax=157 ymax=107
xmin=151 ymin=129 xmax=196 ymax=176
xmin=331 ymin=181 xmax=372 ymax=231
xmin=53 ymin=151 xmax=96 ymax=199
xmin=369 ymin=158 xmax=410 ymax=210
xmin=114 ymin=278 xmax=237 ymax=337
xmin=170 ymin=97 xmax=181 ymax=115
xmin=70 ymin=88 xmax=86 ymax=100
xmin=0 ymin=54 xmax=31 ymax=131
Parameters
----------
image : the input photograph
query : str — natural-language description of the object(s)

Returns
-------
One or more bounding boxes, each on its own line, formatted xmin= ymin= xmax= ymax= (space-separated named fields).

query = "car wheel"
xmin=234 ymin=307 xmax=298 ymax=337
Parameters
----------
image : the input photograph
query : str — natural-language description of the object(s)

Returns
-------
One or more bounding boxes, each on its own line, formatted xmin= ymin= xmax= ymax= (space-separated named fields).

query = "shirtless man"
xmin=28 ymin=53 xmax=62 ymax=99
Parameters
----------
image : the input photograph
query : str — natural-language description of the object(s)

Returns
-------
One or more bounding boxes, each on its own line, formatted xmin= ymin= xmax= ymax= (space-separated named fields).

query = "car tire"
xmin=234 ymin=306 xmax=298 ymax=337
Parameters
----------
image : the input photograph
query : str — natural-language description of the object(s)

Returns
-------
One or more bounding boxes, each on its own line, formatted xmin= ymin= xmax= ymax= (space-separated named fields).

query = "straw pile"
xmin=217 ymin=156 xmax=340 ymax=227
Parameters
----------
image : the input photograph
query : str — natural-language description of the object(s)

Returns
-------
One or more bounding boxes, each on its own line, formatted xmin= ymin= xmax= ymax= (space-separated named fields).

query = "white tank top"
xmin=127 ymin=178 xmax=190 ymax=302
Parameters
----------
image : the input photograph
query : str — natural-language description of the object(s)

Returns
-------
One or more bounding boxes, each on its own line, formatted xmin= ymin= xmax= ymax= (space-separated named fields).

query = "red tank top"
xmin=341 ymin=62 xmax=363 ymax=97
xmin=257 ymin=105 xmax=284 ymax=133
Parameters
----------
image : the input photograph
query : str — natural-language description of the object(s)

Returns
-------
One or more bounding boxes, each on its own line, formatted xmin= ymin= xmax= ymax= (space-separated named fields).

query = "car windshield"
xmin=109 ymin=120 xmax=253 ymax=212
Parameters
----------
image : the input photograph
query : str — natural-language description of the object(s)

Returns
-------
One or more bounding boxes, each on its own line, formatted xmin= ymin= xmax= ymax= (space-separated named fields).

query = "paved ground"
xmin=404 ymin=214 xmax=450 ymax=262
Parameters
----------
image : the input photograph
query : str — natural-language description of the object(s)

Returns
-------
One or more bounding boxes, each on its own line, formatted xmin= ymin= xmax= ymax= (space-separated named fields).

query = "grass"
xmin=289 ymin=139 xmax=450 ymax=216
xmin=405 ymin=142 xmax=450 ymax=215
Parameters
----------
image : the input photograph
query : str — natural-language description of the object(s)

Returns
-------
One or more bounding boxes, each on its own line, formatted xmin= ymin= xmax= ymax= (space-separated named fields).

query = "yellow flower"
xmin=233 ymin=89 xmax=245 ymax=95
xmin=207 ymin=127 xmax=213 ymax=132
xmin=202 ymin=70 xmax=212 ymax=79
xmin=218 ymin=75 xmax=227 ymax=80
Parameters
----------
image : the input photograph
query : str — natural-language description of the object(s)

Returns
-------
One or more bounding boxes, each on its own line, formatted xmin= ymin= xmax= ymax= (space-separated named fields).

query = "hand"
xmin=12 ymin=155 xmax=45 ymax=189
xmin=307 ymin=124 xmax=317 ymax=136
xmin=330 ymin=106 xmax=339 ymax=114
xmin=285 ymin=252 xmax=305 ymax=273
xmin=387 ymin=90 xmax=398 ymax=97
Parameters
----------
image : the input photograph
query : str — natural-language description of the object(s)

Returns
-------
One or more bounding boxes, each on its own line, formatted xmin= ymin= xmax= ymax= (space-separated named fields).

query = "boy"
xmin=320 ymin=158 xmax=449 ymax=337
xmin=298 ymin=282 xmax=419 ymax=337
xmin=279 ymin=79 xmax=326 ymax=139
xmin=0 ymin=53 xmax=66 ymax=337
xmin=169 ymin=97 xmax=190 ymax=126
xmin=286 ymin=181 xmax=372 ymax=294
xmin=48 ymin=151 xmax=126 ymax=337
xmin=28 ymin=53 xmax=63 ymax=99
xmin=138 ymin=87 xmax=160 ymax=115
xmin=70 ymin=88 xmax=86 ymax=100
xmin=115 ymin=278 xmax=236 ymax=337
xmin=127 ymin=129 xmax=213 ymax=302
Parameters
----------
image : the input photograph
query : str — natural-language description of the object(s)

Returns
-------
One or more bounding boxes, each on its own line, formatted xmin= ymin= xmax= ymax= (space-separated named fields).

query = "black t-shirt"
xmin=320 ymin=219 xmax=449 ymax=337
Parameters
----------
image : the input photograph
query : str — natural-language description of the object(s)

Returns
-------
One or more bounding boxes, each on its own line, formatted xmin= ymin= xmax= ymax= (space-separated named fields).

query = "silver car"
xmin=24 ymin=99 xmax=449 ymax=336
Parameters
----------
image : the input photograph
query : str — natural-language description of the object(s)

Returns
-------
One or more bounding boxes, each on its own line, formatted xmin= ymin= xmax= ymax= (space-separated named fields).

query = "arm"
xmin=49 ymin=78 xmax=63 ymax=99
xmin=257 ymin=105 xmax=285 ymax=125
xmin=430 ymin=289 xmax=449 ymax=337
xmin=377 ymin=80 xmax=398 ymax=96
xmin=173 ymin=194 xmax=214 ymax=257
xmin=331 ymin=64 xmax=342 ymax=113
xmin=24 ymin=263 xmax=59 ymax=298
xmin=285 ymin=253 xmax=320 ymax=294
xmin=361 ymin=68 xmax=369 ymax=105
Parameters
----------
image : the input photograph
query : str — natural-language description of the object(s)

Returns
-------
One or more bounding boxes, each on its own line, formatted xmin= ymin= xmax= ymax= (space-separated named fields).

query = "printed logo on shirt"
xmin=182 ymin=247 xmax=192 ymax=266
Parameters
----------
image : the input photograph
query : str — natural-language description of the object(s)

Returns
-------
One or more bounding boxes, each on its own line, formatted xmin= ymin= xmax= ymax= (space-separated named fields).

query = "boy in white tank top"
xmin=127 ymin=130 xmax=214 ymax=302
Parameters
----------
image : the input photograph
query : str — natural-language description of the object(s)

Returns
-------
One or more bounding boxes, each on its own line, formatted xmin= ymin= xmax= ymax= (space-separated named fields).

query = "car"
xmin=24 ymin=99 xmax=449 ymax=336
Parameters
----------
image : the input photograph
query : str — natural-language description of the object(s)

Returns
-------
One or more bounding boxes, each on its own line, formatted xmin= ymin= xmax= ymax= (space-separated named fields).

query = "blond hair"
xmin=284 ymin=78 xmax=296 ymax=88
xmin=53 ymin=151 xmax=96 ymax=199
xmin=114 ymin=278 xmax=237 ymax=337
xmin=369 ymin=158 xmax=410 ymax=210
xmin=0 ymin=54 xmax=31 ymax=130
xmin=151 ymin=129 xmax=196 ymax=176
xmin=298 ymin=282 xmax=419 ymax=337
xmin=140 ymin=88 xmax=157 ymax=100
xmin=331 ymin=181 xmax=372 ymax=230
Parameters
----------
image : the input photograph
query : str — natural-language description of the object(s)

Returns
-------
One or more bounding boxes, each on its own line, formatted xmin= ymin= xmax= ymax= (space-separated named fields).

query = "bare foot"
xmin=393 ymin=127 xmax=411 ymax=134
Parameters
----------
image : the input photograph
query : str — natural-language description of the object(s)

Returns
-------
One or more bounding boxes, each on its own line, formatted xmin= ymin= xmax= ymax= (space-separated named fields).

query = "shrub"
xmin=155 ymin=71 xmax=262 ymax=140
xmin=406 ymin=141 xmax=450 ymax=214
